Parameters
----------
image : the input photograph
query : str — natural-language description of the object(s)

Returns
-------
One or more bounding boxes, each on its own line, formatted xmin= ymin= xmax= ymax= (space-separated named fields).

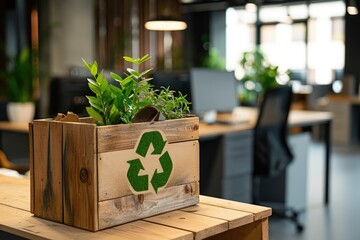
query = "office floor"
xmin=269 ymin=141 xmax=360 ymax=240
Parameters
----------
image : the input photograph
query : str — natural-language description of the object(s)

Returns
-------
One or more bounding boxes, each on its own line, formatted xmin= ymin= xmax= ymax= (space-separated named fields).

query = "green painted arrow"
xmin=127 ymin=158 xmax=148 ymax=192
xmin=136 ymin=131 xmax=166 ymax=157
xmin=150 ymin=151 xmax=173 ymax=193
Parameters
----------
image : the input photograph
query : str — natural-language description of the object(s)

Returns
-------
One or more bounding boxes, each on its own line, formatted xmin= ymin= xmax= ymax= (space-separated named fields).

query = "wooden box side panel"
xmin=97 ymin=117 xmax=199 ymax=153
xmin=32 ymin=120 xmax=63 ymax=223
xmin=98 ymin=181 xmax=199 ymax=230
xmin=29 ymin=122 xmax=34 ymax=214
xmin=98 ymin=140 xmax=199 ymax=201
xmin=62 ymin=123 xmax=98 ymax=231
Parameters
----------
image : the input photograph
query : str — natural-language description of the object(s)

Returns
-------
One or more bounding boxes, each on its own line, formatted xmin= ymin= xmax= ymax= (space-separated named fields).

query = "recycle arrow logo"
xmin=127 ymin=131 xmax=173 ymax=194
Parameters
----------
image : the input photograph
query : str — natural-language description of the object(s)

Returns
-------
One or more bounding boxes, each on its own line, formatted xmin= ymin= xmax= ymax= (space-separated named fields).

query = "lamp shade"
xmin=145 ymin=17 xmax=187 ymax=31
xmin=347 ymin=0 xmax=358 ymax=15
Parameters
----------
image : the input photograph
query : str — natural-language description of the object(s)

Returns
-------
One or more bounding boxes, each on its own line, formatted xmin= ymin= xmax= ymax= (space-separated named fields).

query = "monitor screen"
xmin=190 ymin=68 xmax=238 ymax=114
xmin=151 ymin=71 xmax=191 ymax=103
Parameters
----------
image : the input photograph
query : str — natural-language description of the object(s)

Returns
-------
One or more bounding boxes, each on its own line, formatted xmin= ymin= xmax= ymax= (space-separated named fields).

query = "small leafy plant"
xmin=0 ymin=47 xmax=33 ymax=102
xmin=82 ymin=54 xmax=191 ymax=126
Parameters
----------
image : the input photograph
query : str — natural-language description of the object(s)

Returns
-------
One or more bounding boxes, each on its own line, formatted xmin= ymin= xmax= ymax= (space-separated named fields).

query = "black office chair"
xmin=252 ymin=86 xmax=304 ymax=232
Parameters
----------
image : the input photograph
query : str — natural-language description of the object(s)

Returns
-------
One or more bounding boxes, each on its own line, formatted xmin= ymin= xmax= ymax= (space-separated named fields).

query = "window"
xmin=225 ymin=1 xmax=345 ymax=84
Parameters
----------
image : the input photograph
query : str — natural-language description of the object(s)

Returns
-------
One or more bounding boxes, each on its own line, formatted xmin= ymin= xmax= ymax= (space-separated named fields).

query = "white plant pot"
xmin=7 ymin=102 xmax=35 ymax=123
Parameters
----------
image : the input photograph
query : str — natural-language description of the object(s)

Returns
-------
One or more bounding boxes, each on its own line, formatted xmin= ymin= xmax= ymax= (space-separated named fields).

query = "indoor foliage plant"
xmin=82 ymin=54 xmax=191 ymax=125
xmin=28 ymin=54 xmax=199 ymax=231
xmin=0 ymin=47 xmax=35 ymax=122
xmin=238 ymin=48 xmax=290 ymax=106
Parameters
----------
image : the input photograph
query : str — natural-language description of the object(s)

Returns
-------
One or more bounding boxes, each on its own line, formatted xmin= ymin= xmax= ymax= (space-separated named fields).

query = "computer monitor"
xmin=190 ymin=68 xmax=238 ymax=121
xmin=151 ymin=71 xmax=191 ymax=103
xmin=49 ymin=77 xmax=93 ymax=117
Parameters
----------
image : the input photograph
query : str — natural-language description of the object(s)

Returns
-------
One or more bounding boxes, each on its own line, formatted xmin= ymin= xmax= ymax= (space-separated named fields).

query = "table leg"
xmin=323 ymin=120 xmax=331 ymax=205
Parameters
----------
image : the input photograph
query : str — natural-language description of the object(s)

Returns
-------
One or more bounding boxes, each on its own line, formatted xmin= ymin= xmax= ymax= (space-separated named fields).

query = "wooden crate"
xmin=29 ymin=117 xmax=200 ymax=231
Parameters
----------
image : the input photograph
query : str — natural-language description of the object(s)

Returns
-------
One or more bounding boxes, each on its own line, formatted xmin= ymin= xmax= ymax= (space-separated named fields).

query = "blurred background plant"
xmin=201 ymin=47 xmax=226 ymax=70
xmin=0 ymin=46 xmax=33 ymax=103
xmin=237 ymin=48 xmax=290 ymax=106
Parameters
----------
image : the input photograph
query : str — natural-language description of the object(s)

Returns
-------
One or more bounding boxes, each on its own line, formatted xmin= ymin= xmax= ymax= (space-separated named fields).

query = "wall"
xmin=345 ymin=11 xmax=360 ymax=87
xmin=49 ymin=0 xmax=95 ymax=76
xmin=210 ymin=10 xmax=226 ymax=64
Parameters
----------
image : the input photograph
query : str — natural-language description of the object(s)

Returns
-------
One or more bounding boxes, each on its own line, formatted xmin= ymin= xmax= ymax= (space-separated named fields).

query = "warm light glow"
xmin=145 ymin=20 xmax=187 ymax=31
xmin=347 ymin=6 xmax=358 ymax=15
xmin=245 ymin=3 xmax=257 ymax=13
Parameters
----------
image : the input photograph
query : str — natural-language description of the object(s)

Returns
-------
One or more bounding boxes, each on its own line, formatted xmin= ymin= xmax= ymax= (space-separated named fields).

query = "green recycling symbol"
xmin=127 ymin=131 xmax=173 ymax=194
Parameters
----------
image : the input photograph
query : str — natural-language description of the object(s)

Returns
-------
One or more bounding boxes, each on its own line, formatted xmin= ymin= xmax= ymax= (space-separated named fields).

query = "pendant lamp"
xmin=145 ymin=17 xmax=187 ymax=31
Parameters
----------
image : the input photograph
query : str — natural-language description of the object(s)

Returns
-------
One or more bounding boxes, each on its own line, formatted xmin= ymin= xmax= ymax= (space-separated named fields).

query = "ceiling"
xmin=181 ymin=0 xmax=341 ymax=12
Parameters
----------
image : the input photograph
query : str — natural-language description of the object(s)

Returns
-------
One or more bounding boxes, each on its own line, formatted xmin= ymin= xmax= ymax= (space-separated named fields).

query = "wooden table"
xmin=0 ymin=174 xmax=271 ymax=240
xmin=0 ymin=121 xmax=29 ymax=133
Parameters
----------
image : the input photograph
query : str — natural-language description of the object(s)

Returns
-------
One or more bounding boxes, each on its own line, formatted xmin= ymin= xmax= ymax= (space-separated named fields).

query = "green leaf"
xmin=110 ymin=72 xmax=123 ymax=82
xmin=87 ymin=78 xmax=97 ymax=86
xmin=109 ymin=84 xmax=123 ymax=95
xmin=120 ymin=75 xmax=133 ymax=88
xmin=82 ymin=58 xmax=91 ymax=71
xmin=91 ymin=62 xmax=98 ymax=76
xmin=86 ymin=96 xmax=103 ymax=111
xmin=127 ymin=68 xmax=140 ymax=78
xmin=123 ymin=56 xmax=136 ymax=63
xmin=135 ymin=101 xmax=151 ymax=107
xmin=140 ymin=68 xmax=153 ymax=77
xmin=99 ymin=78 xmax=109 ymax=94
xmin=114 ymin=96 xmax=125 ymax=111
xmin=134 ymin=84 xmax=150 ymax=94
xmin=88 ymin=83 xmax=100 ymax=95
xmin=108 ymin=108 xmax=121 ymax=124
xmin=139 ymin=54 xmax=151 ymax=63
xmin=86 ymin=107 xmax=102 ymax=121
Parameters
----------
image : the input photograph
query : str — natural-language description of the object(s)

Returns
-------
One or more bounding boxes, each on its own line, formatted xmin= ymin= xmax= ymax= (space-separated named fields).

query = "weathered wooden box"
xmin=29 ymin=117 xmax=199 ymax=231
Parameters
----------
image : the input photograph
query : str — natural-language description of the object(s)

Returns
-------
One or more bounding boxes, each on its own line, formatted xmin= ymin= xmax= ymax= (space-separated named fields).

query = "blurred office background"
xmin=1 ymin=0 xmax=360 ymax=239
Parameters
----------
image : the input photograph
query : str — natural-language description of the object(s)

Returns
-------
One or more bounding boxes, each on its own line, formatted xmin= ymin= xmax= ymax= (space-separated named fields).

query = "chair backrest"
xmin=253 ymin=86 xmax=293 ymax=177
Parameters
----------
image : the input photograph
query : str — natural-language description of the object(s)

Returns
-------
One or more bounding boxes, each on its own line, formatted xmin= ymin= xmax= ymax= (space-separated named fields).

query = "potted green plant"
xmin=82 ymin=54 xmax=191 ymax=125
xmin=0 ymin=47 xmax=35 ymax=122
xmin=29 ymin=54 xmax=199 ymax=231
xmin=238 ymin=48 xmax=290 ymax=106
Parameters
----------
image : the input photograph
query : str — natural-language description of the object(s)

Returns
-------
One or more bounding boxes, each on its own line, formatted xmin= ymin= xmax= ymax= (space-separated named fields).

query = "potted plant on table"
xmin=30 ymin=54 xmax=200 ymax=231
xmin=82 ymin=54 xmax=191 ymax=125
xmin=0 ymin=47 xmax=35 ymax=122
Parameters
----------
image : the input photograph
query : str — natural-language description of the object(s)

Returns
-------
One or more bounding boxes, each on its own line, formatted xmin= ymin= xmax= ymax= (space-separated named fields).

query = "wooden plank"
xmin=181 ymin=203 xmax=253 ymax=229
xmin=0 ymin=175 xmax=29 ymax=208
xmin=0 ymin=188 xmax=29 ymax=211
xmin=98 ymin=140 xmax=199 ymax=201
xmin=97 ymin=117 xmax=199 ymax=153
xmin=200 ymin=195 xmax=272 ymax=221
xmin=261 ymin=218 xmax=269 ymax=240
xmin=0 ymin=204 xmax=192 ymax=240
xmin=28 ymin=122 xmax=34 ymax=214
xmin=0 ymin=174 xmax=30 ymax=189
xmin=48 ymin=121 xmax=64 ymax=223
xmin=205 ymin=219 xmax=268 ymax=240
xmin=0 ymin=175 xmax=30 ymax=211
xmin=62 ymin=122 xmax=98 ymax=231
xmin=79 ymin=117 xmax=96 ymax=124
xmin=144 ymin=209 xmax=228 ymax=240
xmin=104 ymin=220 xmax=193 ymax=240
xmin=32 ymin=121 xmax=51 ymax=220
xmin=32 ymin=120 xmax=64 ymax=223
xmin=98 ymin=182 xmax=199 ymax=230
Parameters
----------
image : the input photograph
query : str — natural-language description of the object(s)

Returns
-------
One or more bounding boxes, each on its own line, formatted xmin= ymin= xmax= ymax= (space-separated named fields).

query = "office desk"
xmin=0 ymin=174 xmax=271 ymax=240
xmin=0 ymin=108 xmax=332 ymax=204
xmin=0 ymin=122 xmax=29 ymax=133
xmin=320 ymin=94 xmax=360 ymax=145
xmin=198 ymin=108 xmax=332 ymax=205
